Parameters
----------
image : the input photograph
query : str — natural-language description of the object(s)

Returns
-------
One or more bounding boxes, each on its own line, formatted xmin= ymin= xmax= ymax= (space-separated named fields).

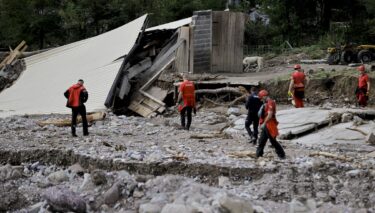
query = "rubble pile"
xmin=1 ymin=106 xmax=375 ymax=212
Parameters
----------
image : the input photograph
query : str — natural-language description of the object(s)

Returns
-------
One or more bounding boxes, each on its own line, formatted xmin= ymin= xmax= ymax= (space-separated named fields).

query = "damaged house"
xmin=0 ymin=11 xmax=246 ymax=118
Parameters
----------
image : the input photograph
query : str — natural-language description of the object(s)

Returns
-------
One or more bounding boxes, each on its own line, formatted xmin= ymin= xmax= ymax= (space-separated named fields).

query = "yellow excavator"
xmin=327 ymin=43 xmax=375 ymax=65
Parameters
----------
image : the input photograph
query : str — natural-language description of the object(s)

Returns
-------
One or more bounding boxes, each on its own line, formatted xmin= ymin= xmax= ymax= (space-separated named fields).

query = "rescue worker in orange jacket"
xmin=64 ymin=79 xmax=89 ymax=137
xmin=256 ymin=90 xmax=286 ymax=159
xmin=356 ymin=65 xmax=371 ymax=107
xmin=288 ymin=64 xmax=308 ymax=108
xmin=176 ymin=74 xmax=196 ymax=130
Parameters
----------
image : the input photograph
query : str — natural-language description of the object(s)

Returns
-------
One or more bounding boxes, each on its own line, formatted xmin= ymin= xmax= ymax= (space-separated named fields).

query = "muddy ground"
xmin=1 ymin=104 xmax=375 ymax=212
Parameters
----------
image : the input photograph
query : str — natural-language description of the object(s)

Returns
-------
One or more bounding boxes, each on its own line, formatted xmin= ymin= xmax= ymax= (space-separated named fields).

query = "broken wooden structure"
xmin=105 ymin=11 xmax=247 ymax=117
xmin=0 ymin=41 xmax=28 ymax=70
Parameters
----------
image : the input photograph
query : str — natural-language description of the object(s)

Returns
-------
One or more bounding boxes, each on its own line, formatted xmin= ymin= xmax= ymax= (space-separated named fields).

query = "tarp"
xmin=0 ymin=15 xmax=147 ymax=117
xmin=146 ymin=17 xmax=191 ymax=31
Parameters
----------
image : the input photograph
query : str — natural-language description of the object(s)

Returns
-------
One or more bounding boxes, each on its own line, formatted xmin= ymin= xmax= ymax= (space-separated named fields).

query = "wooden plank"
xmin=211 ymin=12 xmax=245 ymax=73
xmin=0 ymin=40 xmax=27 ymax=69
xmin=175 ymin=27 xmax=190 ymax=73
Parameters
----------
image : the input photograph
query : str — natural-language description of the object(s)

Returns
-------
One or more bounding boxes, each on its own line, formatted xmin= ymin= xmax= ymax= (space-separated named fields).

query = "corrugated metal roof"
xmin=146 ymin=17 xmax=191 ymax=31
xmin=0 ymin=15 xmax=147 ymax=117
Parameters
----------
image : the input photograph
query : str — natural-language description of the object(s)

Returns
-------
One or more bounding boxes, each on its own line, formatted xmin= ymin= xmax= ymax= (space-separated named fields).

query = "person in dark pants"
xmin=245 ymin=87 xmax=262 ymax=144
xmin=64 ymin=79 xmax=89 ymax=137
xmin=356 ymin=65 xmax=371 ymax=107
xmin=176 ymin=74 xmax=196 ymax=130
xmin=256 ymin=90 xmax=286 ymax=159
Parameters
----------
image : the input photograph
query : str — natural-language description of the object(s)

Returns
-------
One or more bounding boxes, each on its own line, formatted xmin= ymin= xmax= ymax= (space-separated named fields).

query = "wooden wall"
xmin=211 ymin=11 xmax=245 ymax=73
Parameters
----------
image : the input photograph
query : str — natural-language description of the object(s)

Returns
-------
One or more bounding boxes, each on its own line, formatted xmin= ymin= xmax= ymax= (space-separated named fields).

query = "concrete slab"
xmin=292 ymin=121 xmax=374 ymax=146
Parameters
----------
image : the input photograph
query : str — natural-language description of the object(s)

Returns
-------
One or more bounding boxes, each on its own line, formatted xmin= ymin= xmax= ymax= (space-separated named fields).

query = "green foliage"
xmin=0 ymin=0 xmax=375 ymax=50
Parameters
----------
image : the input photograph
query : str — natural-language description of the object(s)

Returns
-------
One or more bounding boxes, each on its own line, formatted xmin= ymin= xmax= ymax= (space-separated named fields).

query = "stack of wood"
xmin=0 ymin=41 xmax=27 ymax=70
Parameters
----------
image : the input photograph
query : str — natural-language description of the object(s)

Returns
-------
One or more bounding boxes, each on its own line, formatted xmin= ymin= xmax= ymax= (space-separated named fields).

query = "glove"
xmin=288 ymin=91 xmax=293 ymax=97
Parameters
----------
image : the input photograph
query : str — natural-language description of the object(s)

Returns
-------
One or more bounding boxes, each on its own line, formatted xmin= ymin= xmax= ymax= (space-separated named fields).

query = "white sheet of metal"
xmin=146 ymin=17 xmax=191 ymax=31
xmin=0 ymin=15 xmax=147 ymax=117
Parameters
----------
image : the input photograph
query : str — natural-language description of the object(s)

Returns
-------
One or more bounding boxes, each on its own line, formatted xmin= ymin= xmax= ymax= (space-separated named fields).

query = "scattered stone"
xmin=341 ymin=113 xmax=353 ymax=123
xmin=103 ymin=181 xmax=123 ymax=205
xmin=68 ymin=163 xmax=85 ymax=176
xmin=218 ymin=176 xmax=231 ymax=187
xmin=43 ymin=186 xmax=86 ymax=213
xmin=161 ymin=204 xmax=196 ymax=213
xmin=366 ymin=132 xmax=375 ymax=145
xmin=91 ymin=170 xmax=107 ymax=185
xmin=227 ymin=107 xmax=241 ymax=116
xmin=139 ymin=203 xmax=163 ymax=213
xmin=346 ymin=169 xmax=361 ymax=178
xmin=218 ymin=194 xmax=253 ymax=213
xmin=353 ymin=116 xmax=364 ymax=126
xmin=47 ymin=170 xmax=69 ymax=183
xmin=80 ymin=173 xmax=95 ymax=191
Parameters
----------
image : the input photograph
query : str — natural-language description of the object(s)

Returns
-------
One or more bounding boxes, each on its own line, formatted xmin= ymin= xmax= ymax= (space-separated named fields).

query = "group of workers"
xmin=64 ymin=64 xmax=370 ymax=159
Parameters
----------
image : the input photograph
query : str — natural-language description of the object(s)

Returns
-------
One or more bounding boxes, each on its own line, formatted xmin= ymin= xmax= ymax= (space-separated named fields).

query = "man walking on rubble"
xmin=256 ymin=90 xmax=286 ymax=159
xmin=356 ymin=65 xmax=371 ymax=107
xmin=176 ymin=73 xmax=196 ymax=130
xmin=64 ymin=79 xmax=89 ymax=137
xmin=288 ymin=64 xmax=308 ymax=108
xmin=245 ymin=87 xmax=263 ymax=144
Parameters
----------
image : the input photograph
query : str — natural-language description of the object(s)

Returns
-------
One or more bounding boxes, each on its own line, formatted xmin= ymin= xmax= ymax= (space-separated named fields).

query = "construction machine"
xmin=327 ymin=43 xmax=375 ymax=65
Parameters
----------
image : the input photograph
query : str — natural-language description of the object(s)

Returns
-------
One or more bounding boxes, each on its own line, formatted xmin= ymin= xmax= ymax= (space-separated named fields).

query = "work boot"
xmin=71 ymin=126 xmax=77 ymax=137
xmin=83 ymin=132 xmax=89 ymax=136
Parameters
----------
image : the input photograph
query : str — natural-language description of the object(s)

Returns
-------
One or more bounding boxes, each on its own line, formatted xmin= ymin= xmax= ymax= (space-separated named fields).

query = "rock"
xmin=47 ymin=170 xmax=69 ymax=183
xmin=218 ymin=176 xmax=231 ymax=187
xmin=161 ymin=204 xmax=196 ymax=213
xmin=327 ymin=176 xmax=336 ymax=185
xmin=289 ymin=198 xmax=309 ymax=213
xmin=218 ymin=194 xmax=253 ymax=213
xmin=80 ymin=173 xmax=95 ymax=191
xmin=329 ymin=190 xmax=337 ymax=198
xmin=227 ymin=107 xmax=241 ymax=116
xmin=43 ymin=186 xmax=86 ymax=213
xmin=24 ymin=201 xmax=44 ymax=213
xmin=341 ymin=113 xmax=353 ymax=123
xmin=0 ymin=164 xmax=12 ymax=180
xmin=353 ymin=116 xmax=364 ymax=126
xmin=103 ymin=181 xmax=123 ymax=205
xmin=133 ymin=189 xmax=145 ymax=198
xmin=91 ymin=170 xmax=107 ymax=185
xmin=139 ymin=203 xmax=163 ymax=213
xmin=366 ymin=132 xmax=375 ymax=145
xmin=68 ymin=163 xmax=85 ymax=176
xmin=346 ymin=169 xmax=361 ymax=177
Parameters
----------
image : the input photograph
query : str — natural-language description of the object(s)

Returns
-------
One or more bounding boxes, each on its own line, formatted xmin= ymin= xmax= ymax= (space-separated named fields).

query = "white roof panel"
xmin=0 ymin=15 xmax=147 ymax=117
xmin=146 ymin=17 xmax=191 ymax=31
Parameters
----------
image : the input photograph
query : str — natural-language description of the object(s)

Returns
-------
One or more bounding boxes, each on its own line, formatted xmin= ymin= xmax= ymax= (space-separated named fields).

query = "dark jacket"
xmin=245 ymin=93 xmax=263 ymax=116
xmin=64 ymin=85 xmax=88 ymax=108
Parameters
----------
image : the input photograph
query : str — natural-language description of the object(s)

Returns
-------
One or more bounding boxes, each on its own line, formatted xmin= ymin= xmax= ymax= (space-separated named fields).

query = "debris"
xmin=345 ymin=127 xmax=368 ymax=136
xmin=37 ymin=111 xmax=106 ymax=127
xmin=47 ymin=170 xmax=69 ymax=183
xmin=0 ymin=41 xmax=27 ymax=70
xmin=103 ymin=181 xmax=123 ymax=205
xmin=91 ymin=170 xmax=107 ymax=185
xmin=227 ymin=151 xmax=257 ymax=158
xmin=309 ymin=151 xmax=352 ymax=162
xmin=43 ymin=186 xmax=86 ymax=213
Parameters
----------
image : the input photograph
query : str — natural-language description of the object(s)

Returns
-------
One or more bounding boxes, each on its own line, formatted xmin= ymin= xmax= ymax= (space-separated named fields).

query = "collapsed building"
xmin=0 ymin=11 xmax=247 ymax=118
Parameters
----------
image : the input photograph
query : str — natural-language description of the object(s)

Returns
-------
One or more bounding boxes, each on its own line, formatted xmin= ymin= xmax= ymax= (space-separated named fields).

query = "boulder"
xmin=103 ymin=181 xmax=123 ymax=205
xmin=218 ymin=194 xmax=253 ymax=213
xmin=43 ymin=186 xmax=86 ymax=213
xmin=68 ymin=163 xmax=85 ymax=176
xmin=139 ymin=203 xmax=163 ymax=213
xmin=341 ymin=113 xmax=353 ymax=123
xmin=47 ymin=170 xmax=69 ymax=183
xmin=91 ymin=170 xmax=107 ymax=185
xmin=366 ymin=132 xmax=375 ymax=145
xmin=161 ymin=204 xmax=196 ymax=213
xmin=227 ymin=107 xmax=241 ymax=116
